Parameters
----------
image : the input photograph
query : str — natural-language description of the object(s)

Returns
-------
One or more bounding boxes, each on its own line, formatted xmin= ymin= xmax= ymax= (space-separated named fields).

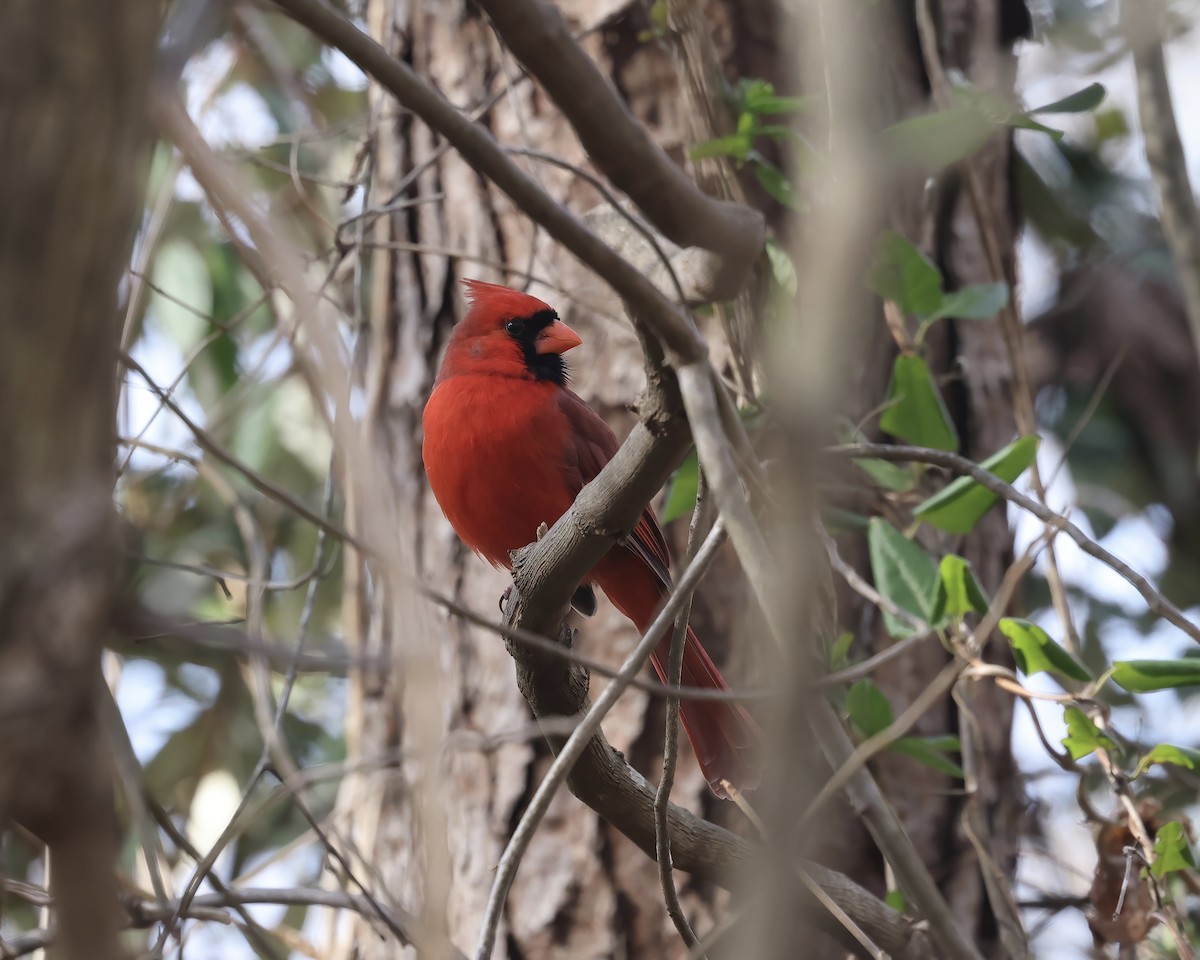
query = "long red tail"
xmin=593 ymin=551 xmax=761 ymax=798
xmin=647 ymin=625 xmax=761 ymax=799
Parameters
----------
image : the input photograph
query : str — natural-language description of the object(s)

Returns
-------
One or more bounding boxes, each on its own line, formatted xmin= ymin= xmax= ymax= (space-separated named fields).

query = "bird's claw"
xmin=498 ymin=585 xmax=513 ymax=612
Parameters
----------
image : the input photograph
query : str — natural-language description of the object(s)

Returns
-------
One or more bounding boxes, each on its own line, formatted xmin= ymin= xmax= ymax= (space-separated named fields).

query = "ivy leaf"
xmin=867 ymin=518 xmax=937 ymax=637
xmin=880 ymin=104 xmax=994 ymax=175
xmin=927 ymin=282 xmax=1010 ymax=322
xmin=930 ymin=555 xmax=990 ymax=624
xmin=846 ymin=679 xmax=893 ymax=737
xmin=1133 ymin=744 xmax=1200 ymax=779
xmin=752 ymin=159 xmax=799 ymax=209
xmin=822 ymin=506 xmax=871 ymax=533
xmin=867 ymin=232 xmax=944 ymax=318
xmin=880 ymin=354 xmax=960 ymax=451
xmin=660 ymin=448 xmax=698 ymax=523
xmin=1061 ymin=706 xmax=1115 ymax=760
xmin=892 ymin=735 xmax=964 ymax=778
xmin=913 ymin=435 xmax=1039 ymax=533
xmin=1151 ymin=821 xmax=1196 ymax=878
xmin=854 ymin=457 xmax=918 ymax=492
xmin=1008 ymin=114 xmax=1066 ymax=138
xmin=741 ymin=79 xmax=810 ymax=116
xmin=765 ymin=239 xmax=797 ymax=296
xmin=1111 ymin=660 xmax=1200 ymax=692
xmin=1029 ymin=83 xmax=1106 ymax=115
xmin=690 ymin=134 xmax=751 ymax=162
xmin=828 ymin=632 xmax=855 ymax=670
xmin=1000 ymin=618 xmax=1090 ymax=682
xmin=884 ymin=889 xmax=906 ymax=913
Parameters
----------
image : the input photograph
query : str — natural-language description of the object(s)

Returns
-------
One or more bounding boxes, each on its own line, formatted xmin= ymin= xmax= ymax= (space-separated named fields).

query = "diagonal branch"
xmin=265 ymin=3 xmax=950 ymax=955
xmin=474 ymin=0 xmax=764 ymax=300
xmin=476 ymin=519 xmax=728 ymax=960
xmin=270 ymin=0 xmax=706 ymax=363
xmin=831 ymin=442 xmax=1200 ymax=645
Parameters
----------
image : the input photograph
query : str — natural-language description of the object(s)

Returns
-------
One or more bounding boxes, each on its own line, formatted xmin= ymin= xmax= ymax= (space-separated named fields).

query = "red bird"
xmin=422 ymin=279 xmax=759 ymax=798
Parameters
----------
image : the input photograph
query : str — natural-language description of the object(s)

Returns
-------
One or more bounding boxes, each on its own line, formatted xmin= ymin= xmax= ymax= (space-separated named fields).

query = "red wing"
xmin=557 ymin=389 xmax=674 ymax=585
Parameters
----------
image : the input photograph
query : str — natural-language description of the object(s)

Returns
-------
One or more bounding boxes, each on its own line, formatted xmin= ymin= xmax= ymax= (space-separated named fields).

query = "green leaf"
xmin=930 ymin=555 xmax=990 ymax=624
xmin=1007 ymin=114 xmax=1065 ymax=139
xmin=822 ymin=506 xmax=871 ymax=533
xmin=1133 ymin=744 xmax=1200 ymax=779
xmin=1094 ymin=107 xmax=1129 ymax=142
xmin=1061 ymin=706 xmax=1115 ymax=760
xmin=829 ymin=632 xmax=855 ymax=670
xmin=913 ymin=435 xmax=1039 ymax=533
xmin=884 ymin=889 xmax=906 ymax=913
xmin=928 ymin=282 xmax=1010 ymax=322
xmin=1152 ymin=821 xmax=1196 ymax=878
xmin=867 ymin=518 xmax=937 ymax=638
xmin=741 ymin=79 xmax=809 ymax=116
xmin=752 ymin=159 xmax=798 ymax=209
xmin=690 ymin=134 xmax=751 ymax=162
xmin=880 ymin=104 xmax=994 ymax=175
xmin=846 ymin=679 xmax=893 ymax=737
xmin=1111 ymin=659 xmax=1200 ymax=692
xmin=1001 ymin=618 xmax=1090 ymax=682
xmin=867 ymin=232 xmax=943 ymax=318
xmin=1029 ymin=83 xmax=1106 ymax=115
xmin=765 ymin=239 xmax=797 ymax=296
xmin=854 ymin=457 xmax=918 ymax=492
xmin=892 ymin=735 xmax=964 ymax=777
xmin=661 ymin=448 xmax=699 ymax=523
xmin=879 ymin=355 xmax=960 ymax=452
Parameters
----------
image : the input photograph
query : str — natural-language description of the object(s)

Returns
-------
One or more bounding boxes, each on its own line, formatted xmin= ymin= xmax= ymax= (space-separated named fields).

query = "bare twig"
xmin=829 ymin=442 xmax=1200 ymax=645
xmin=475 ymin=0 xmax=763 ymax=300
xmin=269 ymin=0 xmax=707 ymax=362
xmin=655 ymin=473 xmax=708 ymax=954
xmin=120 ymin=354 xmax=363 ymax=549
xmin=474 ymin=518 xmax=727 ymax=960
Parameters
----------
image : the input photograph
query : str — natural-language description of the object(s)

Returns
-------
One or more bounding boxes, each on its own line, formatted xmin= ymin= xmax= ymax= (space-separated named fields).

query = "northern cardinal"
xmin=421 ymin=279 xmax=759 ymax=798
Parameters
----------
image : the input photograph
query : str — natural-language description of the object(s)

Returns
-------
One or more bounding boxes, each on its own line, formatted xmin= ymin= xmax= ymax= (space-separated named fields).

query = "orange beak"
xmin=534 ymin=319 xmax=583 ymax=355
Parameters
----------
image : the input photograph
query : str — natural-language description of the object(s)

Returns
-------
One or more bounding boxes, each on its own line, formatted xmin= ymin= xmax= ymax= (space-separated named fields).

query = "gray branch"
xmin=475 ymin=0 xmax=764 ymax=300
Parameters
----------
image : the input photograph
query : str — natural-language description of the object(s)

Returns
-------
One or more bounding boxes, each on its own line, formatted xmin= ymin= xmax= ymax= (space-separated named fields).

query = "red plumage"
xmin=422 ymin=278 xmax=759 ymax=798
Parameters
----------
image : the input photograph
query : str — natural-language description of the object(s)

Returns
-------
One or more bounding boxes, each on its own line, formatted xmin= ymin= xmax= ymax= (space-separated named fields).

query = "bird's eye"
xmin=505 ymin=319 xmax=526 ymax=337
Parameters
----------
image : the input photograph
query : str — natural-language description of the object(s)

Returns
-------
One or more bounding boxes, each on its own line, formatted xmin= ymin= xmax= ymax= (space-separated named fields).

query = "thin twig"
xmin=830 ymin=442 xmax=1200 ymax=645
xmin=269 ymin=0 xmax=707 ymax=362
xmin=655 ymin=472 xmax=708 ymax=954
xmin=474 ymin=518 xmax=727 ymax=960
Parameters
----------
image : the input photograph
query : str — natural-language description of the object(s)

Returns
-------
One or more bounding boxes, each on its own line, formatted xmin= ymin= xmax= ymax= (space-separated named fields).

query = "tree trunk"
xmin=0 ymin=3 xmax=158 ymax=958
xmin=329 ymin=0 xmax=1030 ymax=957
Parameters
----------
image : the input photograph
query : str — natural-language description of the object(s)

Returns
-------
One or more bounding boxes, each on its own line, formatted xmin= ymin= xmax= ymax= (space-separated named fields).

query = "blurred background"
xmin=6 ymin=0 xmax=1200 ymax=957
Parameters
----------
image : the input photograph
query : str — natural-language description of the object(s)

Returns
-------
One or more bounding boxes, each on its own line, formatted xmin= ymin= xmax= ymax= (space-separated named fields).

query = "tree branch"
xmin=257 ymin=4 xmax=942 ymax=955
xmin=475 ymin=0 xmax=764 ymax=300
xmin=475 ymin=519 xmax=728 ymax=960
xmin=830 ymin=442 xmax=1200 ymax=645
xmin=269 ymin=0 xmax=707 ymax=362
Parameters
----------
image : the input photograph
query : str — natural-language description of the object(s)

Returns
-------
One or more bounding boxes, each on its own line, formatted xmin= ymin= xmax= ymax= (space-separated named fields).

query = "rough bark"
xmin=0 ymin=2 xmax=158 ymax=958
xmin=329 ymin=0 xmax=1029 ymax=957
xmin=328 ymin=3 xmax=741 ymax=958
